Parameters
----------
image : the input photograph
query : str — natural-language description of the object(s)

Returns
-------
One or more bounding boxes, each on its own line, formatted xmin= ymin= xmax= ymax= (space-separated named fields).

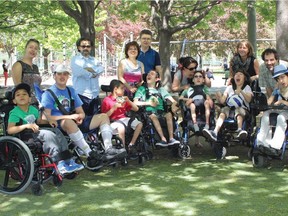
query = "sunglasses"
xmin=80 ymin=45 xmax=91 ymax=48
xmin=186 ymin=67 xmax=197 ymax=71
xmin=194 ymin=75 xmax=203 ymax=78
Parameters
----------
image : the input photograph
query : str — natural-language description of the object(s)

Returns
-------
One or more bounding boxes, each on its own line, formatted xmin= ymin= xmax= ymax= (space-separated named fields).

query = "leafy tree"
xmin=276 ymin=0 xmax=288 ymax=61
xmin=58 ymin=0 xmax=102 ymax=56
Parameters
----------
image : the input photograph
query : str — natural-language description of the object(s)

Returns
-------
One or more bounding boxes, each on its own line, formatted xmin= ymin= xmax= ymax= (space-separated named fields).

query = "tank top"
xmin=18 ymin=60 xmax=42 ymax=104
xmin=122 ymin=59 xmax=142 ymax=84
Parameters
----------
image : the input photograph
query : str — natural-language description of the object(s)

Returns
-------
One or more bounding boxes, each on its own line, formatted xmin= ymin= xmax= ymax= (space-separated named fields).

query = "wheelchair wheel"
xmin=178 ymin=144 xmax=191 ymax=159
xmin=52 ymin=175 xmax=63 ymax=187
xmin=0 ymin=136 xmax=34 ymax=195
xmin=138 ymin=155 xmax=146 ymax=165
xmin=31 ymin=183 xmax=44 ymax=196
xmin=252 ymin=154 xmax=268 ymax=168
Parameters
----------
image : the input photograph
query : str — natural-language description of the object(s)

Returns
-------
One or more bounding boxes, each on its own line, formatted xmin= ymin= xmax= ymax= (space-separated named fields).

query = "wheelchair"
xmin=136 ymin=104 xmax=187 ymax=159
xmin=249 ymin=95 xmax=288 ymax=168
xmin=100 ymin=85 xmax=152 ymax=165
xmin=179 ymin=98 xmax=216 ymax=158
xmin=0 ymin=94 xmax=65 ymax=195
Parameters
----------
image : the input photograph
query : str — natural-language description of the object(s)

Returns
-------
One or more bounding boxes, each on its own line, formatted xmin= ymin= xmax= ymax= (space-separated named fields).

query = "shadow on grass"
xmin=1 ymin=145 xmax=288 ymax=216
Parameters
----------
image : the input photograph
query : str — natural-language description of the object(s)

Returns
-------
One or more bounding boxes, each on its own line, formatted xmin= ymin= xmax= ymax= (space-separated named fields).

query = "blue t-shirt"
xmin=41 ymin=84 xmax=83 ymax=116
xmin=137 ymin=47 xmax=161 ymax=74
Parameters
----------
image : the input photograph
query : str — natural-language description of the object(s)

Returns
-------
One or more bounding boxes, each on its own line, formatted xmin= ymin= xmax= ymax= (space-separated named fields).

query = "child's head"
xmin=110 ymin=79 xmax=125 ymax=96
xmin=232 ymin=69 xmax=249 ymax=89
xmin=12 ymin=83 xmax=31 ymax=105
xmin=146 ymin=70 xmax=161 ymax=87
xmin=273 ymin=64 xmax=288 ymax=87
xmin=193 ymin=70 xmax=205 ymax=85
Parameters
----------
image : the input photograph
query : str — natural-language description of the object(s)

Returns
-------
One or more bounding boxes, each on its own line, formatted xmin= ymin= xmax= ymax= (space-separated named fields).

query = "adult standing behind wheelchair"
xmin=41 ymin=64 xmax=127 ymax=169
xmin=134 ymin=70 xmax=180 ymax=147
xmin=7 ymin=83 xmax=83 ymax=175
xmin=11 ymin=39 xmax=42 ymax=105
xmin=171 ymin=56 xmax=211 ymax=93
xmin=203 ymin=69 xmax=253 ymax=144
xmin=118 ymin=41 xmax=144 ymax=98
xmin=256 ymin=64 xmax=288 ymax=150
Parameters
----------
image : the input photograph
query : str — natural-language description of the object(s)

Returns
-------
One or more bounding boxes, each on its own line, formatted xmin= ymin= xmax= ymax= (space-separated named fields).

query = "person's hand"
xmin=49 ymin=120 xmax=58 ymax=128
xmin=185 ymin=99 xmax=193 ymax=106
xmin=215 ymin=92 xmax=222 ymax=102
xmin=171 ymin=103 xmax=180 ymax=114
xmin=84 ymin=67 xmax=94 ymax=73
xmin=27 ymin=123 xmax=39 ymax=133
xmin=183 ymin=84 xmax=190 ymax=90
xmin=275 ymin=100 xmax=284 ymax=106
xmin=130 ymin=87 xmax=137 ymax=93
xmin=70 ymin=114 xmax=83 ymax=125
xmin=149 ymin=98 xmax=158 ymax=107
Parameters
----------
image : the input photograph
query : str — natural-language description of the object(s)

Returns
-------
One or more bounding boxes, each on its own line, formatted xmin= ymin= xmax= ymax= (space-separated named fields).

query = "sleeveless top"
xmin=231 ymin=55 xmax=256 ymax=77
xmin=18 ymin=60 xmax=42 ymax=104
xmin=122 ymin=59 xmax=142 ymax=84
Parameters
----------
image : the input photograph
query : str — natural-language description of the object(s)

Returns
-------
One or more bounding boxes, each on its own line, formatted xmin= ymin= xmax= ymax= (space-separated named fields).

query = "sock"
xmin=100 ymin=124 xmax=113 ymax=150
xmin=69 ymin=130 xmax=91 ymax=156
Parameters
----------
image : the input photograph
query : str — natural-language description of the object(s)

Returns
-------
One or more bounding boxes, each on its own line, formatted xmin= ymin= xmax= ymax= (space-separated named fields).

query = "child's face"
xmin=146 ymin=71 xmax=159 ymax=84
xmin=277 ymin=74 xmax=288 ymax=87
xmin=193 ymin=72 xmax=204 ymax=85
xmin=13 ymin=89 xmax=31 ymax=105
xmin=234 ymin=72 xmax=245 ymax=86
xmin=115 ymin=84 xmax=125 ymax=96
xmin=54 ymin=72 xmax=70 ymax=86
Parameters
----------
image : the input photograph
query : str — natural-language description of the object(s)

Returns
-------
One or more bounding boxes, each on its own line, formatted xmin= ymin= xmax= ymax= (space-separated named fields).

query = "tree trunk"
xmin=247 ymin=0 xmax=257 ymax=56
xmin=158 ymin=30 xmax=172 ymax=89
xmin=58 ymin=1 xmax=97 ymax=56
xmin=276 ymin=0 xmax=288 ymax=61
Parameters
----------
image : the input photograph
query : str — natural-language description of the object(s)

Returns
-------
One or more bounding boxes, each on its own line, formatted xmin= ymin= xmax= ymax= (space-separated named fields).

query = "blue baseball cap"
xmin=273 ymin=64 xmax=288 ymax=79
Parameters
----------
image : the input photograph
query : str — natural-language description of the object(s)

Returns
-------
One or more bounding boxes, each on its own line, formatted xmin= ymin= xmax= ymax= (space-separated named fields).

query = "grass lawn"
xmin=1 ymin=143 xmax=288 ymax=216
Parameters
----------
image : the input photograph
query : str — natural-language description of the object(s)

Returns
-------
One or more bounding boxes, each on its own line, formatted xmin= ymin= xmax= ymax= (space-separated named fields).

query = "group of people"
xmin=4 ymin=31 xmax=288 ymax=179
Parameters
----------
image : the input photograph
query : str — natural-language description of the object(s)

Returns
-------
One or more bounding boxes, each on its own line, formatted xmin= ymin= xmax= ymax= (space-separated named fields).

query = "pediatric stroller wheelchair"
xmin=0 ymin=93 xmax=65 ymax=195
xmin=100 ymin=85 xmax=152 ymax=165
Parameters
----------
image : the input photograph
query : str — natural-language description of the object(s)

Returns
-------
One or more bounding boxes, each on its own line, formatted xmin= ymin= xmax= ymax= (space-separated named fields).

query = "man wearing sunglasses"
xmin=71 ymin=37 xmax=104 ymax=116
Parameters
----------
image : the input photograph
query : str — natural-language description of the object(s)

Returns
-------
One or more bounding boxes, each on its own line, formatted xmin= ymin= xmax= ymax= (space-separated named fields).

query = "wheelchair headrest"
xmin=101 ymin=85 xmax=111 ymax=93
xmin=5 ymin=90 xmax=13 ymax=101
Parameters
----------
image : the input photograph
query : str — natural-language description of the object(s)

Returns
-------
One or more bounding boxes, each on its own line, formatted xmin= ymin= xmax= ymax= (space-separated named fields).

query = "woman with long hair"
xmin=11 ymin=38 xmax=41 ymax=104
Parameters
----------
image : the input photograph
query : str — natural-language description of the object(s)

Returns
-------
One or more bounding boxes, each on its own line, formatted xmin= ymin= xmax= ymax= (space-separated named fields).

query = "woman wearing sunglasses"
xmin=171 ymin=56 xmax=211 ymax=93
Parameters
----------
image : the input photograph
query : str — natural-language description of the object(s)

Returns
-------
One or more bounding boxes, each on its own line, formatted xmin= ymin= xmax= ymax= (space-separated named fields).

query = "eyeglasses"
xmin=194 ymin=75 xmax=203 ymax=78
xmin=80 ymin=45 xmax=91 ymax=48
xmin=186 ymin=67 xmax=197 ymax=71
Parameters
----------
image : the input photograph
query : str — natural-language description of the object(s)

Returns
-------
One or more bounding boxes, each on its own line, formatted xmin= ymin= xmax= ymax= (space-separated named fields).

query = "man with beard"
xmin=259 ymin=48 xmax=279 ymax=98
xmin=71 ymin=38 xmax=104 ymax=115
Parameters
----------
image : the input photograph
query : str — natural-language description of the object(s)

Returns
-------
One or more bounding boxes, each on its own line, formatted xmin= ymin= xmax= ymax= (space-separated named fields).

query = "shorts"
xmin=110 ymin=117 xmax=141 ymax=133
xmin=221 ymin=106 xmax=247 ymax=120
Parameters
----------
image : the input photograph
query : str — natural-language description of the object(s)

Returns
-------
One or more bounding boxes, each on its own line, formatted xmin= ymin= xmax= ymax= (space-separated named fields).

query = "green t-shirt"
xmin=134 ymin=86 xmax=171 ymax=112
xmin=8 ymin=105 xmax=39 ymax=125
xmin=181 ymin=85 xmax=209 ymax=98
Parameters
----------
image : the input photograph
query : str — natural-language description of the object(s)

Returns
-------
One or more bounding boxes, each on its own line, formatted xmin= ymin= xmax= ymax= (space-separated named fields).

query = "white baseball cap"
xmin=54 ymin=64 xmax=70 ymax=74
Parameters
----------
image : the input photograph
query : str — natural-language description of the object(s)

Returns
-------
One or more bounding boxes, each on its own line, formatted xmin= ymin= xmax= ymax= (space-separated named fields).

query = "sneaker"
xmin=202 ymin=128 xmax=217 ymax=142
xmin=168 ymin=138 xmax=180 ymax=146
xmin=193 ymin=124 xmax=199 ymax=132
xmin=68 ymin=159 xmax=84 ymax=171
xmin=221 ymin=147 xmax=227 ymax=159
xmin=89 ymin=150 xmax=103 ymax=160
xmin=106 ymin=147 xmax=127 ymax=156
xmin=237 ymin=130 xmax=248 ymax=140
xmin=204 ymin=124 xmax=209 ymax=130
xmin=86 ymin=157 xmax=103 ymax=170
xmin=156 ymin=140 xmax=169 ymax=147
xmin=57 ymin=160 xmax=76 ymax=175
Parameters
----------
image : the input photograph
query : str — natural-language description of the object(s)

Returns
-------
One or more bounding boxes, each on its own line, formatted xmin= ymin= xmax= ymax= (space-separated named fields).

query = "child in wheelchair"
xmin=101 ymin=79 xmax=143 ymax=151
xmin=256 ymin=65 xmax=288 ymax=152
xmin=203 ymin=69 xmax=253 ymax=144
xmin=134 ymin=70 xmax=180 ymax=147
xmin=7 ymin=83 xmax=83 ymax=175
xmin=179 ymin=70 xmax=212 ymax=148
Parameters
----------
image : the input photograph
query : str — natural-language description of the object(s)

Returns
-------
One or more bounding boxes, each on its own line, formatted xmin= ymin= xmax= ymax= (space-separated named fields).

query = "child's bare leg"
xmin=204 ymin=100 xmax=211 ymax=126
xmin=165 ymin=112 xmax=174 ymax=140
xmin=117 ymin=124 xmax=126 ymax=146
xmin=130 ymin=123 xmax=143 ymax=145
xmin=149 ymin=114 xmax=166 ymax=142
xmin=189 ymin=103 xmax=197 ymax=124
xmin=215 ymin=113 xmax=226 ymax=134
xmin=236 ymin=115 xmax=243 ymax=129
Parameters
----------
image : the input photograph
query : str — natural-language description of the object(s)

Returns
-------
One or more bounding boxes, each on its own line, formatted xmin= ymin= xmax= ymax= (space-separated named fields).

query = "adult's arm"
xmin=11 ymin=61 xmax=22 ymax=85
xmin=250 ymin=59 xmax=260 ymax=81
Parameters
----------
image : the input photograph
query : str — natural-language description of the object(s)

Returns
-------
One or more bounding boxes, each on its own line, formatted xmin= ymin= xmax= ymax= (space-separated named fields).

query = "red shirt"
xmin=101 ymin=94 xmax=132 ymax=120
